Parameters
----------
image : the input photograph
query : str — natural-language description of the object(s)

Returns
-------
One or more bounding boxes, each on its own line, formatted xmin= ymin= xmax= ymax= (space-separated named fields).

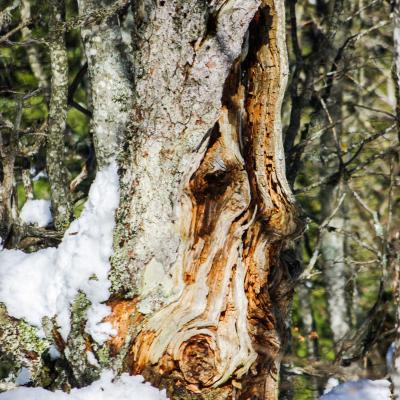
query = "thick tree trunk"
xmin=107 ymin=0 xmax=300 ymax=398
xmin=0 ymin=1 xmax=299 ymax=398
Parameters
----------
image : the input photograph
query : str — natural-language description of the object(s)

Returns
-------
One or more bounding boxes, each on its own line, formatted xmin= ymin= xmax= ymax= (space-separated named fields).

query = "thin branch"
xmin=0 ymin=20 xmax=30 ymax=45
xmin=318 ymin=95 xmax=345 ymax=166
xmin=299 ymin=193 xmax=347 ymax=281
xmin=60 ymin=0 xmax=129 ymax=33
xmin=344 ymin=123 xmax=396 ymax=166
xmin=350 ymin=103 xmax=396 ymax=119
xmin=67 ymin=63 xmax=91 ymax=117
xmin=296 ymin=145 xmax=397 ymax=194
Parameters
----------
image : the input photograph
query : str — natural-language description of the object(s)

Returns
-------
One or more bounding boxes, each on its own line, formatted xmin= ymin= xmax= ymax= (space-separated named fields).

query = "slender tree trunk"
xmin=20 ymin=0 xmax=49 ymax=92
xmin=107 ymin=1 xmax=300 ymax=398
xmin=47 ymin=0 xmax=72 ymax=230
xmin=0 ymin=106 xmax=19 ymax=245
xmin=77 ymin=0 xmax=133 ymax=167
xmin=297 ymin=284 xmax=318 ymax=360
xmin=320 ymin=183 xmax=350 ymax=346
xmin=319 ymin=68 xmax=350 ymax=350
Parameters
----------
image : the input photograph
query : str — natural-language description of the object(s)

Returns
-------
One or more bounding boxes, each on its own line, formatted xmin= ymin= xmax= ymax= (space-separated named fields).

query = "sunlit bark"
xmin=108 ymin=1 xmax=300 ymax=398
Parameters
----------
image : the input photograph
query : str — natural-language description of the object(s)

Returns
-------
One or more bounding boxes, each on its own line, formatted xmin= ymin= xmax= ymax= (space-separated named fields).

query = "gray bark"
xmin=320 ymin=56 xmax=350 ymax=347
xmin=297 ymin=284 xmax=318 ymax=360
xmin=320 ymin=186 xmax=350 ymax=345
xmin=47 ymin=0 xmax=73 ymax=230
xmin=0 ymin=107 xmax=19 ymax=245
xmin=21 ymin=0 xmax=49 ymax=92
xmin=77 ymin=0 xmax=133 ymax=167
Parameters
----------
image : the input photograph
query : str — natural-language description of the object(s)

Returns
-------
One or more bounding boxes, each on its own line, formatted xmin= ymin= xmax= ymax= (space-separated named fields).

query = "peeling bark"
xmin=0 ymin=0 xmax=299 ymax=397
xmin=109 ymin=1 xmax=299 ymax=398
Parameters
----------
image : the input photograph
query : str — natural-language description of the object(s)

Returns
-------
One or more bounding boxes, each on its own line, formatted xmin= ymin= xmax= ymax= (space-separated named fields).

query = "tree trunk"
xmin=0 ymin=1 xmax=300 ymax=398
xmin=320 ymin=182 xmax=350 ymax=347
xmin=319 ymin=41 xmax=351 ymax=351
xmin=77 ymin=0 xmax=133 ymax=168
xmin=47 ymin=0 xmax=73 ymax=230
xmin=107 ymin=0 xmax=300 ymax=398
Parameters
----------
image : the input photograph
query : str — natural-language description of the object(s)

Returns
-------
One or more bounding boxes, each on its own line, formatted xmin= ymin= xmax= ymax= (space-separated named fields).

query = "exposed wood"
xmin=109 ymin=1 xmax=299 ymax=398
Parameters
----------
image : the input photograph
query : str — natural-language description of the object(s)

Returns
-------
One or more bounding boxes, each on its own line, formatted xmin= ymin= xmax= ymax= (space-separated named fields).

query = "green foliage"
xmin=73 ymin=198 xmax=86 ymax=218
xmin=67 ymin=107 xmax=88 ymax=138
xmin=33 ymin=179 xmax=51 ymax=199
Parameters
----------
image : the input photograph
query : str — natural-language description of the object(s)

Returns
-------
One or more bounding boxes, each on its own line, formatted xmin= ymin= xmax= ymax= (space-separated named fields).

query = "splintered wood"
xmin=109 ymin=0 xmax=298 ymax=398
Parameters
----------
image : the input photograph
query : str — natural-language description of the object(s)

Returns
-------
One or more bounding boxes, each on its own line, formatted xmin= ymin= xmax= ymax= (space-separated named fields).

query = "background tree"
xmin=282 ymin=0 xmax=399 ymax=398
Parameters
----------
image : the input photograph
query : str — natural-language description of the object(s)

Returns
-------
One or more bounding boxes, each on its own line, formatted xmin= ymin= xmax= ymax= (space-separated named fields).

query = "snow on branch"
xmin=0 ymin=370 xmax=168 ymax=400
xmin=0 ymin=162 xmax=119 ymax=344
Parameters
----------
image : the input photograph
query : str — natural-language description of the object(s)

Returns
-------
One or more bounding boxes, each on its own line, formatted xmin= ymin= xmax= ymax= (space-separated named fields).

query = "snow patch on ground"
xmin=15 ymin=368 xmax=31 ymax=386
xmin=324 ymin=377 xmax=339 ymax=394
xmin=320 ymin=378 xmax=391 ymax=399
xmin=20 ymin=199 xmax=52 ymax=227
xmin=0 ymin=370 xmax=168 ymax=400
xmin=0 ymin=162 xmax=119 ymax=343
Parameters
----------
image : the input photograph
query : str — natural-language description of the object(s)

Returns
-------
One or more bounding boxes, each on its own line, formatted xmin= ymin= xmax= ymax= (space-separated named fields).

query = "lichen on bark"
xmin=78 ymin=0 xmax=133 ymax=168
xmin=47 ymin=0 xmax=73 ymax=231
xmin=0 ymin=305 xmax=51 ymax=387
xmin=109 ymin=0 xmax=300 ymax=398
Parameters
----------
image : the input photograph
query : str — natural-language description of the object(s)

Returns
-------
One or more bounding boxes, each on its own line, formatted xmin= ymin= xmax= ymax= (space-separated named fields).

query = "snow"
xmin=20 ymin=199 xmax=52 ymax=227
xmin=386 ymin=342 xmax=395 ymax=369
xmin=86 ymin=351 xmax=100 ymax=368
xmin=48 ymin=345 xmax=60 ymax=361
xmin=0 ymin=370 xmax=168 ymax=400
xmin=324 ymin=378 xmax=339 ymax=394
xmin=320 ymin=379 xmax=391 ymax=400
xmin=15 ymin=368 xmax=31 ymax=386
xmin=32 ymin=170 xmax=48 ymax=181
xmin=0 ymin=162 xmax=119 ymax=343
